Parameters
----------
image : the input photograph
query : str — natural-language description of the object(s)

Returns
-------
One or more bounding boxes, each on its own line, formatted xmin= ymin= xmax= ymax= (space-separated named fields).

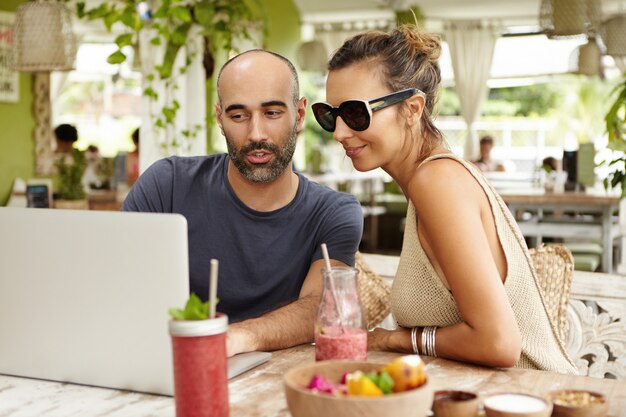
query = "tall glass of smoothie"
xmin=169 ymin=314 xmax=228 ymax=417
xmin=315 ymin=266 xmax=367 ymax=361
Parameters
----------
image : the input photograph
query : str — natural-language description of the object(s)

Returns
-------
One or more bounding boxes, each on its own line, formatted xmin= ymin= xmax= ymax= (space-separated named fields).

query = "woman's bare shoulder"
xmin=410 ymin=157 xmax=482 ymax=203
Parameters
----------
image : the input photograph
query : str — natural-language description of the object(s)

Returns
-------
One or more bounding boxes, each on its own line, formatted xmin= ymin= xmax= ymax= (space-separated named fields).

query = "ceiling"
xmin=292 ymin=0 xmax=624 ymax=30
xmin=293 ymin=0 xmax=540 ymax=20
xmin=291 ymin=0 xmax=626 ymax=80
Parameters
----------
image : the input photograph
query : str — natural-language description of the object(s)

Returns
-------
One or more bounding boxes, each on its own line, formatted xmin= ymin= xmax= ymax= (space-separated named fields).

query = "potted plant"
xmin=601 ymin=76 xmax=626 ymax=195
xmin=54 ymin=148 xmax=88 ymax=209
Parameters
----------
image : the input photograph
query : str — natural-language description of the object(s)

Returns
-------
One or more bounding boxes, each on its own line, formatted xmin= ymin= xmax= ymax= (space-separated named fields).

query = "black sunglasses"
xmin=312 ymin=88 xmax=424 ymax=132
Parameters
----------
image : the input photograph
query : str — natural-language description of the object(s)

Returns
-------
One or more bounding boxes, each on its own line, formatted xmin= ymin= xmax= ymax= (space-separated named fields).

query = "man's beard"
xmin=226 ymin=125 xmax=298 ymax=183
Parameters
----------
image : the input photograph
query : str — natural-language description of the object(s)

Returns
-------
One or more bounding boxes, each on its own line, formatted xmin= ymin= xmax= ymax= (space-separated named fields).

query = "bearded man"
xmin=122 ymin=50 xmax=363 ymax=356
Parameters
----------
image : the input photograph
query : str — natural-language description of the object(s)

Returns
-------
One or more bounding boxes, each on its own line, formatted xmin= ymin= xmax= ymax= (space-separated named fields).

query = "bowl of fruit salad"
xmin=283 ymin=355 xmax=433 ymax=417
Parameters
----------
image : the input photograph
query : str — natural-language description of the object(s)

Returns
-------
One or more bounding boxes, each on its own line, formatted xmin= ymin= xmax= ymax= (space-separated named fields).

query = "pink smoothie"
xmin=171 ymin=332 xmax=228 ymax=417
xmin=315 ymin=327 xmax=367 ymax=361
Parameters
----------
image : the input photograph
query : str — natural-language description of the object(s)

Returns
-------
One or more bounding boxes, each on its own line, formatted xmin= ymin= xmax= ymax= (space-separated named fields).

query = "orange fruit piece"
xmin=346 ymin=371 xmax=383 ymax=397
xmin=382 ymin=355 xmax=426 ymax=392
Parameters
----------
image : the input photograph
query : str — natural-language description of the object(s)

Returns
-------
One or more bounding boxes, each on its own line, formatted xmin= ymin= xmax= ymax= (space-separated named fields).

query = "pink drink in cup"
xmin=315 ymin=326 xmax=367 ymax=361
xmin=315 ymin=266 xmax=367 ymax=361
xmin=169 ymin=314 xmax=228 ymax=417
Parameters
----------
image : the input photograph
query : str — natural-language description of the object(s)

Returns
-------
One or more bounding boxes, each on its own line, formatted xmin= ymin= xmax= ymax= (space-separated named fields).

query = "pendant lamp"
xmin=600 ymin=14 xmax=626 ymax=58
xmin=296 ymin=40 xmax=328 ymax=72
xmin=577 ymin=36 xmax=604 ymax=77
xmin=540 ymin=0 xmax=602 ymax=39
xmin=11 ymin=0 xmax=77 ymax=72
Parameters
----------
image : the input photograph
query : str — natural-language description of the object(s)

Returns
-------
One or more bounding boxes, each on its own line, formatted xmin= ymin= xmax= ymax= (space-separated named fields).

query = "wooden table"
xmin=498 ymin=188 xmax=621 ymax=272
xmin=2 ymin=254 xmax=624 ymax=417
xmin=1 ymin=344 xmax=625 ymax=417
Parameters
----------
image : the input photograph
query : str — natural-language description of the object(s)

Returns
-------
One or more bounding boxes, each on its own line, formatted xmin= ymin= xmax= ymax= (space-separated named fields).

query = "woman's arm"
xmin=371 ymin=159 xmax=521 ymax=368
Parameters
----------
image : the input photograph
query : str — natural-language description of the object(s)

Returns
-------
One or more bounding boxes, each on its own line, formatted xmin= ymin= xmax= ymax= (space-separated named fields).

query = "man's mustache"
xmin=240 ymin=142 xmax=280 ymax=154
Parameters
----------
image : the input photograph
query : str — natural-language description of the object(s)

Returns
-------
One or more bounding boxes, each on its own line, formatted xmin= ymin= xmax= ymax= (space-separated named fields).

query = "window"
xmin=51 ymin=43 xmax=142 ymax=157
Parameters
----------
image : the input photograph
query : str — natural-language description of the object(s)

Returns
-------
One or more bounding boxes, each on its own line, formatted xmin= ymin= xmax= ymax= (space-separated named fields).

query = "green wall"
xmin=263 ymin=0 xmax=301 ymax=59
xmin=0 ymin=0 xmax=35 ymax=206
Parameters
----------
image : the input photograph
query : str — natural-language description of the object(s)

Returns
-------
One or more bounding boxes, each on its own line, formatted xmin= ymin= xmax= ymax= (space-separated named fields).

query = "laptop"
xmin=0 ymin=208 xmax=270 ymax=396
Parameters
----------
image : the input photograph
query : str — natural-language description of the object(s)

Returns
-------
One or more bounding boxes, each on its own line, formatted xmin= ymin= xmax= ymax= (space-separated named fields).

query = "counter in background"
xmin=87 ymin=189 xmax=123 ymax=211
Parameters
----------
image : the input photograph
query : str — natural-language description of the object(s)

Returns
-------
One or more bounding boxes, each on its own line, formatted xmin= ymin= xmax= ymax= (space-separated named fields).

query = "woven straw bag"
xmin=355 ymin=252 xmax=391 ymax=330
xmin=529 ymin=244 xmax=574 ymax=344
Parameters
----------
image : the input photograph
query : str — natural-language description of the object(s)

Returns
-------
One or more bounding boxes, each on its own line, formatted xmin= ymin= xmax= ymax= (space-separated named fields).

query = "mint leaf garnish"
xmin=168 ymin=292 xmax=218 ymax=320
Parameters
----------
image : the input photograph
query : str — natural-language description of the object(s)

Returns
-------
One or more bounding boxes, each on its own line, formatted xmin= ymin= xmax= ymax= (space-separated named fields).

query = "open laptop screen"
xmin=0 ymin=208 xmax=189 ymax=395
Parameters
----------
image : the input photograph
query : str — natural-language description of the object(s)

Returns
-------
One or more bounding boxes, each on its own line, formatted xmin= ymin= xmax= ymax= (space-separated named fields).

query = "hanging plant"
xmin=606 ymin=77 xmax=626 ymax=147
xmin=59 ymin=0 xmax=266 ymax=155
xmin=600 ymin=77 xmax=626 ymax=196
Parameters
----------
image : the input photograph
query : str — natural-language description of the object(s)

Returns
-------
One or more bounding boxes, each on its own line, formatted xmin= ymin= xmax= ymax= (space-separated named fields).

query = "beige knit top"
xmin=391 ymin=153 xmax=578 ymax=374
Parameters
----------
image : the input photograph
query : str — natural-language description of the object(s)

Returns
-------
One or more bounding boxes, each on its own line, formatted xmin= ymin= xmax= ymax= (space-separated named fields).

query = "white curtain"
xmin=444 ymin=20 xmax=499 ymax=160
xmin=138 ymin=27 xmax=207 ymax=174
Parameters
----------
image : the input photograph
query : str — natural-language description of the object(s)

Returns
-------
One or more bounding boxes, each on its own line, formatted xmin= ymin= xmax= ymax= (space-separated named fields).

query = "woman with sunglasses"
xmin=313 ymin=24 xmax=577 ymax=374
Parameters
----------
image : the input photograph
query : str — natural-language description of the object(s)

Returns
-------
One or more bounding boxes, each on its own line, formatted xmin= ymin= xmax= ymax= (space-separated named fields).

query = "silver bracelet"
xmin=422 ymin=326 xmax=438 ymax=357
xmin=431 ymin=326 xmax=438 ymax=358
xmin=411 ymin=327 xmax=419 ymax=354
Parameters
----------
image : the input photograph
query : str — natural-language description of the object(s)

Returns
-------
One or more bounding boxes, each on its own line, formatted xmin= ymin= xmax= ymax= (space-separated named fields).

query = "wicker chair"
xmin=355 ymin=252 xmax=391 ymax=330
xmin=529 ymin=244 xmax=574 ymax=346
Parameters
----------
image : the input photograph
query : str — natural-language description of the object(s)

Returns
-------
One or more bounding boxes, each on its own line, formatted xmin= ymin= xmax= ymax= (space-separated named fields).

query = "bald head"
xmin=217 ymin=49 xmax=300 ymax=106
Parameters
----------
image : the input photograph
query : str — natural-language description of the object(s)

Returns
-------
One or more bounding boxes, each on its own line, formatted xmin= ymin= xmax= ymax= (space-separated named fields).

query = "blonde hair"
xmin=328 ymin=24 xmax=444 ymax=160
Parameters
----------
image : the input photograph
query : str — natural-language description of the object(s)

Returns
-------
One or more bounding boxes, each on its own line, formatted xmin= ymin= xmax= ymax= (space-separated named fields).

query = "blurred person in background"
xmin=53 ymin=124 xmax=78 ymax=155
xmin=541 ymin=156 xmax=558 ymax=173
xmin=126 ymin=128 xmax=140 ymax=187
xmin=473 ymin=135 xmax=506 ymax=172
xmin=114 ymin=128 xmax=140 ymax=189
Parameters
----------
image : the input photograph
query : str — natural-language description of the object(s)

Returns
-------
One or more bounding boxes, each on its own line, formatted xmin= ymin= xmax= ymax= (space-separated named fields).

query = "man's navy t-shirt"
xmin=122 ymin=154 xmax=363 ymax=322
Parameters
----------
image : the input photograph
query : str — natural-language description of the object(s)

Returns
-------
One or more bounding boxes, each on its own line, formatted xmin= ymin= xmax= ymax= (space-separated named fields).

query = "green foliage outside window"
xmin=435 ymin=87 xmax=460 ymax=116
xmin=601 ymin=76 xmax=626 ymax=196
xmin=488 ymin=84 xmax=559 ymax=117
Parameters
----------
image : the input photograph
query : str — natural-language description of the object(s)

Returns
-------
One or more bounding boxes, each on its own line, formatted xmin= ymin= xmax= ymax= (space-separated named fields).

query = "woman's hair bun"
xmin=399 ymin=24 xmax=442 ymax=63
